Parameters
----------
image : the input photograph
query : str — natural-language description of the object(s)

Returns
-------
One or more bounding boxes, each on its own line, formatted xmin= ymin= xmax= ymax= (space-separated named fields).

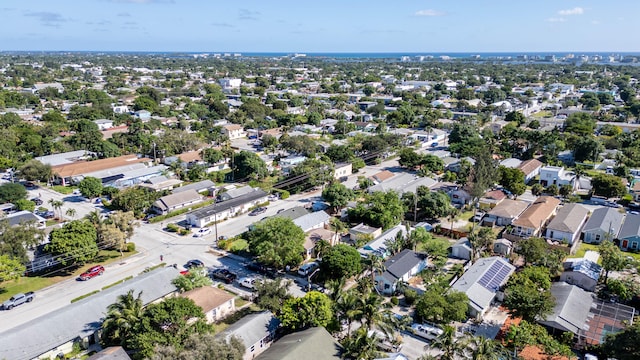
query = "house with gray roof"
xmin=367 ymin=173 xmax=437 ymax=195
xmin=617 ymin=213 xmax=640 ymax=251
xmin=172 ymin=179 xmax=216 ymax=195
xmin=375 ymin=249 xmax=428 ymax=295
xmin=218 ymin=311 xmax=280 ymax=360
xmin=0 ymin=267 xmax=178 ymax=360
xmin=559 ymin=258 xmax=601 ymax=292
xmin=256 ymin=327 xmax=342 ymax=360
xmin=293 ymin=210 xmax=331 ymax=233
xmin=220 ymin=185 xmax=256 ymax=201
xmin=358 ymin=224 xmax=406 ymax=259
xmin=6 ymin=210 xmax=46 ymax=229
xmin=450 ymin=237 xmax=472 ymax=260
xmin=450 ymin=256 xmax=515 ymax=319
xmin=87 ymin=347 xmax=131 ymax=360
xmin=186 ymin=188 xmax=268 ymax=228
xmin=35 ymin=150 xmax=94 ymax=167
xmin=151 ymin=189 xmax=203 ymax=214
xmin=582 ymin=207 xmax=624 ymax=244
xmin=544 ymin=203 xmax=589 ymax=245
xmin=538 ymin=282 xmax=593 ymax=335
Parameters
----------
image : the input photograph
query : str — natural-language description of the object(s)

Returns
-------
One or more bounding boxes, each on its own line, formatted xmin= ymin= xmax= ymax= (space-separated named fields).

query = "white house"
xmin=450 ymin=237 xmax=473 ymax=260
xmin=375 ymin=249 xmax=428 ymax=295
xmin=218 ymin=311 xmax=280 ymax=360
xmin=539 ymin=166 xmax=575 ymax=188
xmin=582 ymin=207 xmax=624 ymax=244
xmin=93 ymin=119 xmax=114 ymax=130
xmin=181 ymin=286 xmax=236 ymax=323
xmin=333 ymin=162 xmax=352 ymax=180
xmin=221 ymin=124 xmax=246 ymax=140
xmin=560 ymin=255 xmax=601 ymax=292
xmin=219 ymin=78 xmax=242 ymax=89
xmin=545 ymin=203 xmax=590 ymax=245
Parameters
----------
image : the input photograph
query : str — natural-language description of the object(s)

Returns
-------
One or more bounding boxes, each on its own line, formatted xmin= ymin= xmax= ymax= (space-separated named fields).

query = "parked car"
xmin=79 ymin=265 xmax=105 ymax=281
xmin=24 ymin=182 xmax=37 ymax=189
xmin=184 ymin=259 xmax=205 ymax=269
xmin=268 ymin=194 xmax=279 ymax=201
xmin=368 ymin=329 xmax=403 ymax=353
xmin=238 ymin=276 xmax=257 ymax=289
xmin=298 ymin=262 xmax=319 ymax=277
xmin=245 ymin=261 xmax=277 ymax=278
xmin=249 ymin=207 xmax=267 ymax=216
xmin=210 ymin=268 xmax=237 ymax=284
xmin=193 ymin=227 xmax=212 ymax=237
xmin=472 ymin=212 xmax=485 ymax=222
xmin=1 ymin=292 xmax=35 ymax=310
xmin=411 ymin=322 xmax=444 ymax=341
xmin=30 ymin=198 xmax=43 ymax=206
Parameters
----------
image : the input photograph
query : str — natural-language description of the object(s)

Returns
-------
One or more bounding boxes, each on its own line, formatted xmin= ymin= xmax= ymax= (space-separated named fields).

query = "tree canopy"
xmin=279 ymin=291 xmax=333 ymax=331
xmin=320 ymin=244 xmax=363 ymax=280
xmin=248 ymin=217 xmax=306 ymax=269
xmin=45 ymin=220 xmax=98 ymax=265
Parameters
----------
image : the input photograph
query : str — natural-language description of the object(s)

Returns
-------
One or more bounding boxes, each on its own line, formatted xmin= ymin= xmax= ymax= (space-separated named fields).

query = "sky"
xmin=1 ymin=0 xmax=639 ymax=53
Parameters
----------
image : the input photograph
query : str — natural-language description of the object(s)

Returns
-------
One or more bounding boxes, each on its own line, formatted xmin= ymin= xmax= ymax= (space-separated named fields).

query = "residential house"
xmin=483 ymin=199 xmax=530 ymax=227
xmin=256 ymin=327 xmax=342 ymax=360
xmin=6 ymin=210 xmax=46 ymax=229
xmin=367 ymin=173 xmax=437 ymax=195
xmin=333 ymin=162 xmax=352 ymax=180
xmin=582 ymin=207 xmax=624 ymax=244
xmin=222 ymin=124 xmax=246 ymax=140
xmin=181 ymin=286 xmax=236 ymax=323
xmin=186 ymin=188 xmax=268 ymax=228
xmin=219 ymin=185 xmax=257 ymax=201
xmin=617 ymin=213 xmax=640 ymax=251
xmin=375 ymin=249 xmax=428 ymax=295
xmin=111 ymin=104 xmax=129 ymax=114
xmin=510 ymin=196 xmax=561 ymax=239
xmin=499 ymin=158 xmax=522 ymax=169
xmin=151 ymin=189 xmax=203 ymax=214
xmin=172 ymin=179 xmax=216 ymax=196
xmin=138 ymin=175 xmax=183 ymax=192
xmin=35 ymin=150 xmax=94 ymax=167
xmin=539 ymin=282 xmax=592 ymax=337
xmin=87 ymin=347 xmax=131 ymax=360
xmin=450 ymin=237 xmax=472 ymax=260
xmin=0 ymin=267 xmax=178 ymax=360
xmin=479 ymin=190 xmax=507 ymax=210
xmin=31 ymin=82 xmax=64 ymax=94
xmin=544 ymin=203 xmax=589 ymax=245
xmin=134 ymin=110 xmax=151 ymax=121
xmin=539 ymin=166 xmax=575 ymax=188
xmin=370 ymin=170 xmax=395 ymax=184
xmin=631 ymin=181 xmax=640 ymax=202
xmin=51 ymin=154 xmax=150 ymax=186
xmin=450 ymin=256 xmax=515 ymax=319
xmin=560 ymin=254 xmax=601 ymax=292
xmin=279 ymin=156 xmax=307 ymax=174
xmin=219 ymin=78 xmax=242 ymax=89
xmin=218 ymin=311 xmax=280 ymax=360
xmin=493 ymin=238 xmax=513 ymax=256
xmin=358 ymin=224 xmax=406 ymax=259
xmin=93 ymin=119 xmax=114 ymax=130
xmin=349 ymin=223 xmax=382 ymax=243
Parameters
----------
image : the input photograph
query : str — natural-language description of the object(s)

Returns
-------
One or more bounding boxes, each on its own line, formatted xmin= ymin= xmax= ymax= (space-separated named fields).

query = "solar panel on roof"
xmin=478 ymin=260 xmax=511 ymax=292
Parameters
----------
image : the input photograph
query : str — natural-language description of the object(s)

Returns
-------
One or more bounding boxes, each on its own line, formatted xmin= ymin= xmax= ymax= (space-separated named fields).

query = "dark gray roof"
xmin=546 ymin=203 xmax=589 ymax=233
xmin=582 ymin=207 xmax=624 ymax=237
xmin=618 ymin=213 xmax=640 ymax=239
xmin=450 ymin=257 xmax=515 ymax=313
xmin=153 ymin=189 xmax=202 ymax=211
xmin=187 ymin=189 xmax=268 ymax=220
xmin=383 ymin=249 xmax=426 ymax=280
xmin=273 ymin=206 xmax=310 ymax=221
xmin=86 ymin=346 xmax=131 ymax=360
xmin=218 ymin=311 xmax=279 ymax=349
xmin=172 ymin=179 xmax=215 ymax=194
xmin=256 ymin=327 xmax=342 ymax=360
xmin=0 ymin=267 xmax=179 ymax=360
xmin=6 ymin=211 xmax=44 ymax=227
xmin=539 ymin=282 xmax=592 ymax=334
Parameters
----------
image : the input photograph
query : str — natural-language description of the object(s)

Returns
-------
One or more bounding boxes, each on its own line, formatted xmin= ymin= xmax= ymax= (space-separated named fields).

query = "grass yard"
xmin=568 ymin=243 xmax=600 ymax=260
xmin=531 ymin=111 xmax=553 ymax=118
xmin=0 ymin=248 xmax=137 ymax=302
xmin=48 ymin=185 xmax=77 ymax=195
xmin=229 ymin=239 xmax=248 ymax=252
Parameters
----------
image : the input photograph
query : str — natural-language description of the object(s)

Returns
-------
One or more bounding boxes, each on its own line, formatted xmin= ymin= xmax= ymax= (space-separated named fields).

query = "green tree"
xmin=348 ymin=191 xmax=405 ymax=230
xmin=414 ymin=289 xmax=469 ymax=324
xmin=18 ymin=160 xmax=52 ymax=183
xmin=418 ymin=190 xmax=454 ymax=219
xmin=201 ymin=148 xmax=224 ymax=165
xmin=0 ymin=220 xmax=43 ymax=262
xmin=599 ymin=240 xmax=627 ymax=284
xmin=498 ymin=166 xmax=526 ymax=197
xmin=564 ymin=112 xmax=596 ymax=135
xmin=233 ymin=150 xmax=268 ymax=181
xmin=248 ymin=217 xmax=305 ymax=269
xmin=322 ymin=182 xmax=354 ymax=213
xmin=468 ymin=146 xmax=497 ymax=201
xmin=151 ymin=333 xmax=245 ymax=360
xmin=14 ymin=199 xmax=35 ymax=212
xmin=503 ymin=266 xmax=554 ymax=322
xmin=431 ymin=325 xmax=467 ymax=360
xmin=320 ymin=244 xmax=362 ymax=280
xmin=254 ymin=278 xmax=292 ymax=313
xmin=171 ymin=267 xmax=213 ymax=292
xmin=280 ymin=291 xmax=333 ymax=331
xmin=531 ymin=183 xmax=544 ymax=196
xmin=600 ymin=321 xmax=640 ymax=360
xmin=505 ymin=111 xmax=526 ymax=125
xmin=101 ymin=290 xmax=145 ymax=347
xmin=572 ymin=135 xmax=603 ymax=162
xmin=111 ymin=186 xmax=158 ymax=215
xmin=341 ymin=327 xmax=380 ymax=360
xmin=0 ymin=183 xmax=27 ymax=203
xmin=398 ymin=148 xmax=423 ymax=169
xmin=591 ymin=173 xmax=626 ymax=198
xmin=0 ymin=254 xmax=26 ymax=282
xmin=467 ymin=336 xmax=508 ymax=360
xmin=45 ymin=220 xmax=98 ymax=265
xmin=78 ymin=177 xmax=103 ymax=199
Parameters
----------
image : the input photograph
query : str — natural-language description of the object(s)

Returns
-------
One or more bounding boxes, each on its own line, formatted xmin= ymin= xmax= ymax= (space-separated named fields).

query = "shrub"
xmin=126 ymin=242 xmax=136 ymax=252
xmin=166 ymin=223 xmax=180 ymax=232
xmin=179 ymin=228 xmax=190 ymax=236
xmin=390 ymin=296 xmax=399 ymax=306
xmin=404 ymin=288 xmax=417 ymax=305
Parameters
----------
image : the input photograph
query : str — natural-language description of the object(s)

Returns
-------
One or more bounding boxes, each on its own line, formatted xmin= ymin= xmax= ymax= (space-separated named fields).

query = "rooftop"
xmin=255 ymin=327 xmax=342 ymax=360
xmin=450 ymin=257 xmax=515 ymax=313
xmin=546 ymin=203 xmax=589 ymax=233
xmin=181 ymin=286 xmax=235 ymax=313
xmin=512 ymin=196 xmax=561 ymax=229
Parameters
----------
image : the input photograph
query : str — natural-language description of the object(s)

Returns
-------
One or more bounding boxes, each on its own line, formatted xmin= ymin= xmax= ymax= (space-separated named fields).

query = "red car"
xmin=79 ymin=265 xmax=105 ymax=281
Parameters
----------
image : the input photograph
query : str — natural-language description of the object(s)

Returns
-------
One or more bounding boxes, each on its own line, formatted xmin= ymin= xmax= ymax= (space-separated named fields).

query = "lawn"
xmin=531 ymin=111 xmax=553 ymax=118
xmin=568 ymin=243 xmax=600 ymax=260
xmin=0 ymin=249 xmax=137 ymax=302
xmin=48 ymin=185 xmax=77 ymax=195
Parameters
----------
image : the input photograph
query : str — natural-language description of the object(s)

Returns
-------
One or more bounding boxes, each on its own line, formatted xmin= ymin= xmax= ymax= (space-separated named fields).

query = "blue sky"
xmin=1 ymin=0 xmax=638 ymax=53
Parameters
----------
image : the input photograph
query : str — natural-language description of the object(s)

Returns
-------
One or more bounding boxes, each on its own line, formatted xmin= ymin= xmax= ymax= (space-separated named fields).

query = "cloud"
xmin=558 ymin=7 xmax=584 ymax=16
xmin=24 ymin=11 xmax=67 ymax=27
xmin=238 ymin=8 xmax=260 ymax=21
xmin=212 ymin=22 xmax=234 ymax=28
xmin=415 ymin=9 xmax=445 ymax=17
xmin=117 ymin=12 xmax=131 ymax=17
xmin=546 ymin=17 xmax=566 ymax=23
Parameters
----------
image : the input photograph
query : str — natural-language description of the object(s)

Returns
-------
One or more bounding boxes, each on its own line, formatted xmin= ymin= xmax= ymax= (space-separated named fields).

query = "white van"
xmin=298 ymin=262 xmax=319 ymax=276
xmin=411 ymin=322 xmax=444 ymax=341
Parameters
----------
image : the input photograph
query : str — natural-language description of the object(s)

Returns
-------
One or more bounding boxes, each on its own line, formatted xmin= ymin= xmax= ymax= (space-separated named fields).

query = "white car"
xmin=193 ymin=227 xmax=211 ymax=237
xmin=239 ymin=277 xmax=257 ymax=289
xmin=411 ymin=323 xmax=444 ymax=341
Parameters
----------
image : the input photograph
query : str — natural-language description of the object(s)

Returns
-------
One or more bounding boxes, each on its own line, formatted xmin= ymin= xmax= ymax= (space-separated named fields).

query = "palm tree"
xmin=467 ymin=336 xmax=508 ymax=360
xmin=360 ymin=293 xmax=386 ymax=331
xmin=341 ymin=327 xmax=379 ymax=360
xmin=85 ymin=210 xmax=104 ymax=228
xmin=65 ymin=208 xmax=76 ymax=220
xmin=328 ymin=217 xmax=347 ymax=245
xmin=364 ymin=253 xmax=385 ymax=285
xmin=101 ymin=290 xmax=144 ymax=347
xmin=335 ymin=290 xmax=363 ymax=337
xmin=48 ymin=199 xmax=64 ymax=220
xmin=314 ymin=239 xmax=331 ymax=261
xmin=431 ymin=325 xmax=466 ymax=360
